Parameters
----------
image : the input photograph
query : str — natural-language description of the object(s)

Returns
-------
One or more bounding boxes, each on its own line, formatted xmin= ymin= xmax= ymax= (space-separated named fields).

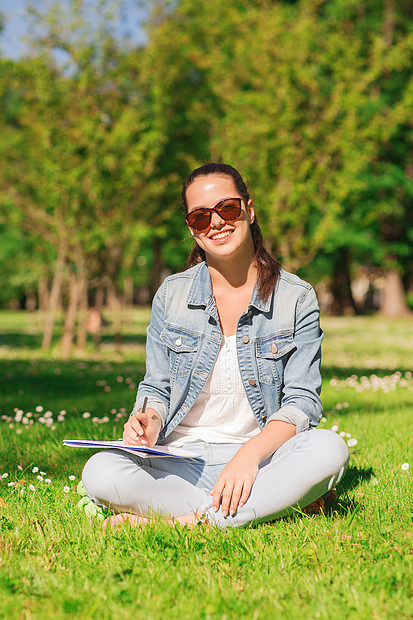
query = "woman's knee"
xmin=82 ymin=450 xmax=122 ymax=501
xmin=310 ymin=429 xmax=350 ymax=479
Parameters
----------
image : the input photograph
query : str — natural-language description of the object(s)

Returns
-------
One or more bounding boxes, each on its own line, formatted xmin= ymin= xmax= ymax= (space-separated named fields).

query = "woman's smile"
xmin=209 ymin=229 xmax=234 ymax=243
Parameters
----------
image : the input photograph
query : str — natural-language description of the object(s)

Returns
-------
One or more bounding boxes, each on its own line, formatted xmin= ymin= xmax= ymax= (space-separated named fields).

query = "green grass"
xmin=0 ymin=311 xmax=412 ymax=619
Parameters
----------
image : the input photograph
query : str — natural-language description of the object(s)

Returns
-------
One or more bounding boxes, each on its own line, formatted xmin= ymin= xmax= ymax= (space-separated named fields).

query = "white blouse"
xmin=165 ymin=334 xmax=260 ymax=446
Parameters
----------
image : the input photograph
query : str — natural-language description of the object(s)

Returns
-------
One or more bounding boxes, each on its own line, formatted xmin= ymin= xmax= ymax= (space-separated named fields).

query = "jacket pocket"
xmin=161 ymin=326 xmax=199 ymax=378
xmin=255 ymin=333 xmax=296 ymax=385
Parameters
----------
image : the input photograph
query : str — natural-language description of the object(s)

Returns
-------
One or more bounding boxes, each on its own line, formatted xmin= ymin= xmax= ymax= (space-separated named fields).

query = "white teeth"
xmin=211 ymin=231 xmax=231 ymax=240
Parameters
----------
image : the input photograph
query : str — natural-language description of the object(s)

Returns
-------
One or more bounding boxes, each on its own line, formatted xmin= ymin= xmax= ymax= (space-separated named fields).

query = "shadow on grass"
xmin=0 ymin=332 xmax=147 ymax=350
xmin=323 ymin=464 xmax=375 ymax=517
xmin=0 ymin=359 xmax=145 ymax=415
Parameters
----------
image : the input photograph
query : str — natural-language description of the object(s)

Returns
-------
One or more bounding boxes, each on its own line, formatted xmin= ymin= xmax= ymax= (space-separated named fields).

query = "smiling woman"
xmin=81 ymin=162 xmax=350 ymax=529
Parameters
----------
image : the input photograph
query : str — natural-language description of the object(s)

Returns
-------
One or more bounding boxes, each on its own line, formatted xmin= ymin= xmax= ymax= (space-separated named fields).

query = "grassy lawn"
xmin=0 ymin=310 xmax=412 ymax=619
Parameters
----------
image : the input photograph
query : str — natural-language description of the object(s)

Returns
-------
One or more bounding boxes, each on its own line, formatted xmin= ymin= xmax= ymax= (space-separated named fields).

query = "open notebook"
xmin=63 ymin=439 xmax=201 ymax=459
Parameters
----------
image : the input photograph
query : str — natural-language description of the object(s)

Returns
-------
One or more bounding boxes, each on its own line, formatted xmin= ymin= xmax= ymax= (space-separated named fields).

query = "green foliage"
xmin=0 ymin=0 xmax=412 ymax=310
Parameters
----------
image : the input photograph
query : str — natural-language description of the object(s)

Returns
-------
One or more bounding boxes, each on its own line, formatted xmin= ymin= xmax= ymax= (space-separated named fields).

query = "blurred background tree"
xmin=0 ymin=0 xmax=411 ymax=355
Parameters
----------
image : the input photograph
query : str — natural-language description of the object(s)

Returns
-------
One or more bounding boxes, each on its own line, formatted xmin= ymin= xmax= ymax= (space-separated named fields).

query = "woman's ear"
xmin=247 ymin=200 xmax=255 ymax=224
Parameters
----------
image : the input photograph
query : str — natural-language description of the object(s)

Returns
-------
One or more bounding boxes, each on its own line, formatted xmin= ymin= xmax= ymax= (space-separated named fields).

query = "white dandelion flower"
xmin=401 ymin=463 xmax=409 ymax=471
xmin=347 ymin=438 xmax=358 ymax=447
xmin=8 ymin=481 xmax=15 ymax=487
xmin=29 ymin=484 xmax=36 ymax=491
xmin=1 ymin=473 xmax=9 ymax=478
xmin=372 ymin=478 xmax=378 ymax=485
xmin=68 ymin=475 xmax=76 ymax=481
xmin=331 ymin=424 xmax=339 ymax=432
xmin=45 ymin=479 xmax=52 ymax=484
xmin=63 ymin=486 xmax=70 ymax=493
xmin=37 ymin=475 xmax=43 ymax=481
xmin=35 ymin=406 xmax=44 ymax=413
xmin=32 ymin=467 xmax=39 ymax=473
xmin=82 ymin=412 xmax=91 ymax=419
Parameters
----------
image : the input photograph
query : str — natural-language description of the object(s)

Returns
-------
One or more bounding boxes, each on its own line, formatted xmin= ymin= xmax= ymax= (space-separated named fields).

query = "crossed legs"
xmin=82 ymin=429 xmax=349 ymax=529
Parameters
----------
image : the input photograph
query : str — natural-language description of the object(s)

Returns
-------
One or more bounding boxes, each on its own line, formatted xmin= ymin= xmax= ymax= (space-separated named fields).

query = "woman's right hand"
xmin=123 ymin=407 xmax=163 ymax=447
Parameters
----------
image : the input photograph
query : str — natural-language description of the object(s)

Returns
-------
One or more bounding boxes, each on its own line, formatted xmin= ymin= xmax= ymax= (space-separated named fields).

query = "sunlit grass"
xmin=0 ymin=311 xmax=412 ymax=618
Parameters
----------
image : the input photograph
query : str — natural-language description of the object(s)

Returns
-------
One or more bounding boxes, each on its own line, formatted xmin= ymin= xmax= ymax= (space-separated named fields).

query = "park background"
xmin=0 ymin=1 xmax=412 ymax=619
xmin=0 ymin=0 xmax=412 ymax=358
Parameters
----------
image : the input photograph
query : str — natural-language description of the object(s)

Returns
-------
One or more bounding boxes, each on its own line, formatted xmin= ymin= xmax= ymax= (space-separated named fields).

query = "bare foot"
xmin=169 ymin=512 xmax=209 ymax=528
xmin=103 ymin=511 xmax=208 ymax=530
xmin=302 ymin=497 xmax=325 ymax=515
xmin=103 ymin=513 xmax=149 ymax=530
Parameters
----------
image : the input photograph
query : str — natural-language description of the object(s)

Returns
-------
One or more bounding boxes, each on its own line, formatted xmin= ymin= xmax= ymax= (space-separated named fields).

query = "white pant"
xmin=82 ymin=429 xmax=349 ymax=528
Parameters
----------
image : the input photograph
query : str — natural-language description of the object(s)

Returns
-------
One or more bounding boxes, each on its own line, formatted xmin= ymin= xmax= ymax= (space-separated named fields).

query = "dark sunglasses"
xmin=185 ymin=197 xmax=243 ymax=232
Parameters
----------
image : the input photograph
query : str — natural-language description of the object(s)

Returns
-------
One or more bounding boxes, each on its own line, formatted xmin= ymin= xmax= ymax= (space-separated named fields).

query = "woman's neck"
xmin=207 ymin=256 xmax=257 ymax=292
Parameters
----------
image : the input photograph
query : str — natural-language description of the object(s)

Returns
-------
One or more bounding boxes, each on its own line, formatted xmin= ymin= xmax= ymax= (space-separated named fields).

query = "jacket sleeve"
xmin=267 ymin=286 xmax=323 ymax=430
xmin=131 ymin=284 xmax=170 ymax=424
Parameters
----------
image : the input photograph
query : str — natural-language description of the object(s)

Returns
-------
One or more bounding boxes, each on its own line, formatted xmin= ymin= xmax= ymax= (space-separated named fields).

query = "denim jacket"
xmin=134 ymin=261 xmax=323 ymax=442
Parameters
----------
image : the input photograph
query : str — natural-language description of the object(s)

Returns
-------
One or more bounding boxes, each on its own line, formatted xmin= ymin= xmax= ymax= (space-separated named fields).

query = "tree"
xmin=0 ymin=1 xmax=165 ymax=355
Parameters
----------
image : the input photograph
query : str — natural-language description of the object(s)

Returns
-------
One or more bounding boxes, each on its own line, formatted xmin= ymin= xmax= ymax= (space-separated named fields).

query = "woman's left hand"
xmin=210 ymin=450 xmax=259 ymax=517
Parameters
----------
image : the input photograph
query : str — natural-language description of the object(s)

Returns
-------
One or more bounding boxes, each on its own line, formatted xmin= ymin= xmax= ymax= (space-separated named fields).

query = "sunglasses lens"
xmin=186 ymin=199 xmax=242 ymax=231
xmin=216 ymin=202 xmax=242 ymax=220
xmin=187 ymin=210 xmax=211 ymax=231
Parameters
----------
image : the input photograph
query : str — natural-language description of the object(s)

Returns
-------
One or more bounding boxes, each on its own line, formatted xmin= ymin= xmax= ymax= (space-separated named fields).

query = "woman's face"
xmin=185 ymin=174 xmax=255 ymax=264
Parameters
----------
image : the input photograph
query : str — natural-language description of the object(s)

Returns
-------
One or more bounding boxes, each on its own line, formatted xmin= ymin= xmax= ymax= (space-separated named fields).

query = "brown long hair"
xmin=182 ymin=163 xmax=281 ymax=302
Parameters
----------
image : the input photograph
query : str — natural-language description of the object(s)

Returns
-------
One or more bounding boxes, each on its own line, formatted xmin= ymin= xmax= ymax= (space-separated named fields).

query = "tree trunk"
xmin=329 ymin=249 xmax=358 ymax=315
xmin=61 ymin=272 xmax=80 ymax=359
xmin=91 ymin=283 xmax=105 ymax=347
xmin=76 ymin=271 xmax=89 ymax=351
xmin=383 ymin=0 xmax=395 ymax=46
xmin=95 ymin=283 xmax=105 ymax=313
xmin=123 ymin=276 xmax=134 ymax=307
xmin=38 ymin=275 xmax=49 ymax=311
xmin=108 ymin=281 xmax=122 ymax=353
xmin=150 ymin=237 xmax=163 ymax=301
xmin=380 ymin=269 xmax=411 ymax=318
xmin=42 ymin=251 xmax=65 ymax=350
xmin=123 ymin=275 xmax=134 ymax=330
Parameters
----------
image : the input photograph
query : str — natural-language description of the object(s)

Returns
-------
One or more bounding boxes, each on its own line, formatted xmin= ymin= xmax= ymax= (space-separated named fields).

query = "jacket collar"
xmin=187 ymin=261 xmax=273 ymax=314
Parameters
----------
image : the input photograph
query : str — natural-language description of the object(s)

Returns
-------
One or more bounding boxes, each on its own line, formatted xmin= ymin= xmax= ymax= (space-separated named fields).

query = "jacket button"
xmin=271 ymin=343 xmax=278 ymax=354
xmin=175 ymin=337 xmax=182 ymax=346
xmin=262 ymin=415 xmax=267 ymax=423
xmin=242 ymin=336 xmax=250 ymax=344
xmin=248 ymin=379 xmax=256 ymax=386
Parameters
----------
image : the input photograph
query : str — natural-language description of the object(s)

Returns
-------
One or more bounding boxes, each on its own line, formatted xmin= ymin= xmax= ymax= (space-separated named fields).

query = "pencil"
xmin=138 ymin=396 xmax=148 ymax=441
